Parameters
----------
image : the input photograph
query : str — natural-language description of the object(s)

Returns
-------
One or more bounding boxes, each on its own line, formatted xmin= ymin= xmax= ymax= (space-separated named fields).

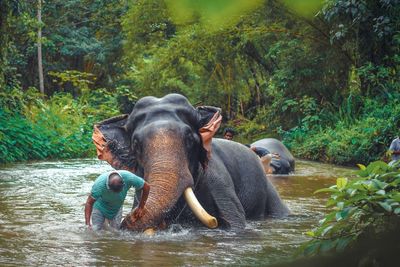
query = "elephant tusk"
xmin=143 ymin=228 xmax=156 ymax=236
xmin=184 ymin=187 xmax=218 ymax=229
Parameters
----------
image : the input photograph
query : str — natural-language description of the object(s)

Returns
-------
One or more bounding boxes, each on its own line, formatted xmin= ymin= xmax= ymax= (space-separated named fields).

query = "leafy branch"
xmin=300 ymin=160 xmax=400 ymax=256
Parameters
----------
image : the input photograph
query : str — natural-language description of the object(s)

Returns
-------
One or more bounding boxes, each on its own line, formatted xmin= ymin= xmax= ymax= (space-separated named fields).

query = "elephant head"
xmin=92 ymin=94 xmax=222 ymax=231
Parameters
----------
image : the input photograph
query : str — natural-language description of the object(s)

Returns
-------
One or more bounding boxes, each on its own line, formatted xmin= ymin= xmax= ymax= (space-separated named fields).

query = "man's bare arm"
xmin=133 ymin=182 xmax=150 ymax=219
xmin=85 ymin=195 xmax=96 ymax=226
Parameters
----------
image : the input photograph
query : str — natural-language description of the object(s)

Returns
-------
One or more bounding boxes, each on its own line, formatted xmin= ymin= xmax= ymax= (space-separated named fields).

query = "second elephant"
xmin=251 ymin=138 xmax=295 ymax=174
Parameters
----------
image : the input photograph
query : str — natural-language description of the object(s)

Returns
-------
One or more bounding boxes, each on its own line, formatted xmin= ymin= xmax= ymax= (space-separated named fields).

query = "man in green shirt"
xmin=85 ymin=170 xmax=150 ymax=230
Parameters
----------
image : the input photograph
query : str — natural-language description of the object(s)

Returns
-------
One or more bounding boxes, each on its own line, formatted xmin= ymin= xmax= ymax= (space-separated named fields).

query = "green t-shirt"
xmin=91 ymin=170 xmax=145 ymax=219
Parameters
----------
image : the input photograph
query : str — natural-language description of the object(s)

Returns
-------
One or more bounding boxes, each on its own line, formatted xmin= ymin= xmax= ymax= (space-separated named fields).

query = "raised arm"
xmin=84 ymin=195 xmax=96 ymax=228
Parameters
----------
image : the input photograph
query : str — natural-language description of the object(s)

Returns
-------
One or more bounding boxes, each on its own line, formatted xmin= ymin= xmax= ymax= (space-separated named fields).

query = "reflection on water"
xmin=0 ymin=159 xmax=356 ymax=266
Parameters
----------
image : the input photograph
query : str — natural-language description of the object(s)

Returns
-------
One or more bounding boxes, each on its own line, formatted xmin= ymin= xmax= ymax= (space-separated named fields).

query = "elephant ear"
xmin=197 ymin=106 xmax=222 ymax=158
xmin=92 ymin=114 xmax=136 ymax=171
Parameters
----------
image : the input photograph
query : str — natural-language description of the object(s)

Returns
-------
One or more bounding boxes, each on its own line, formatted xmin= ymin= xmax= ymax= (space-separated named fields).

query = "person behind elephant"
xmin=85 ymin=170 xmax=150 ymax=231
xmin=245 ymin=144 xmax=278 ymax=174
xmin=223 ymin=127 xmax=235 ymax=140
xmin=388 ymin=136 xmax=400 ymax=163
xmin=251 ymin=138 xmax=295 ymax=174
xmin=245 ymin=144 xmax=270 ymax=157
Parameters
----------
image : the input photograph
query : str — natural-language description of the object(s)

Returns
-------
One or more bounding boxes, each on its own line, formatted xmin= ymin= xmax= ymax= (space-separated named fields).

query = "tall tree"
xmin=37 ymin=0 xmax=44 ymax=94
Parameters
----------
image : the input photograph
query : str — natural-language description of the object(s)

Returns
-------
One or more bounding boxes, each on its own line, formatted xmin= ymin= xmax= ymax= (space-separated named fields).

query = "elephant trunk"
xmin=121 ymin=130 xmax=217 ymax=231
xmin=121 ymin=161 xmax=191 ymax=231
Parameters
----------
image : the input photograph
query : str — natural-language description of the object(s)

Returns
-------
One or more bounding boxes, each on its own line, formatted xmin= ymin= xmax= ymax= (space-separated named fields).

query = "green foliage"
xmin=165 ymin=0 xmax=264 ymax=29
xmin=48 ymin=70 xmax=96 ymax=99
xmin=0 ymin=93 xmax=90 ymax=162
xmin=1 ymin=0 xmax=399 ymax=166
xmin=282 ymin=96 xmax=400 ymax=165
xmin=49 ymin=70 xmax=95 ymax=88
xmin=0 ymin=85 xmax=123 ymax=164
xmin=122 ymin=0 xmax=351 ymax=123
xmin=165 ymin=0 xmax=323 ymax=28
xmin=123 ymin=1 xmax=400 ymax=168
xmin=1 ymin=0 xmax=128 ymax=92
xmin=300 ymin=160 xmax=400 ymax=256
xmin=281 ymin=0 xmax=324 ymax=17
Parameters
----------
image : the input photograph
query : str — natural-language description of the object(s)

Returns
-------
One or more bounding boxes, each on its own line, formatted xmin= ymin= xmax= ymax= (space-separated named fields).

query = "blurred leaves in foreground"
xmin=301 ymin=160 xmax=400 ymax=256
xmin=166 ymin=0 xmax=324 ymax=28
xmin=165 ymin=0 xmax=264 ymax=29
xmin=282 ymin=0 xmax=324 ymax=17
xmin=165 ymin=0 xmax=324 ymax=29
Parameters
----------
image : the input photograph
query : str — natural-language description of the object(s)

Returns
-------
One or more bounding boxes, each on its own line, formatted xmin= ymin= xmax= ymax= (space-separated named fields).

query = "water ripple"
xmin=0 ymin=159 xmax=354 ymax=266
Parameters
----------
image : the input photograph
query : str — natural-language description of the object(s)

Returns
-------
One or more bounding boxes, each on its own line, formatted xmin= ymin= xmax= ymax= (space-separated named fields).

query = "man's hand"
xmin=272 ymin=153 xmax=280 ymax=159
xmin=136 ymin=182 xmax=150 ymax=213
xmin=128 ymin=182 xmax=150 ymax=223
xmin=132 ymin=207 xmax=145 ymax=220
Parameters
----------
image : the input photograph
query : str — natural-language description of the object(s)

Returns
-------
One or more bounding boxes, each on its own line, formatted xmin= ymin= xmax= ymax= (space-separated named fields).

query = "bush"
xmin=0 ymin=86 xmax=123 ymax=163
xmin=300 ymin=160 xmax=400 ymax=256
xmin=282 ymin=97 xmax=400 ymax=165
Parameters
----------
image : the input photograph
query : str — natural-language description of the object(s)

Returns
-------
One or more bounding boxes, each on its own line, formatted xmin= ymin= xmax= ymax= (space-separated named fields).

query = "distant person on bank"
xmin=388 ymin=136 xmax=400 ymax=163
xmin=223 ymin=127 xmax=235 ymax=141
xmin=85 ymin=170 xmax=150 ymax=230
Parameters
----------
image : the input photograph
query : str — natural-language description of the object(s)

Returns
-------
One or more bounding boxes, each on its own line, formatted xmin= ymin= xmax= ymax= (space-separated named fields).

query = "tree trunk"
xmin=37 ymin=0 xmax=44 ymax=94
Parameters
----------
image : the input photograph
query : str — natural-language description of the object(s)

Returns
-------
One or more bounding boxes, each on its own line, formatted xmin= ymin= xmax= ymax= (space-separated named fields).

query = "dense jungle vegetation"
xmin=1 ymin=1 xmax=399 ymax=264
xmin=0 ymin=0 xmax=399 ymax=164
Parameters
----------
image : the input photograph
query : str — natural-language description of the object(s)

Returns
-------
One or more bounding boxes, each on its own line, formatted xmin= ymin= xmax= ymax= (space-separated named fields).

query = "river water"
xmin=0 ymin=159 xmax=355 ymax=266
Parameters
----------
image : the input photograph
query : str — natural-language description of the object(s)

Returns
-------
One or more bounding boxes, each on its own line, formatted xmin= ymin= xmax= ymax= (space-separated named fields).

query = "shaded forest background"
xmin=0 ymin=0 xmax=399 ymax=164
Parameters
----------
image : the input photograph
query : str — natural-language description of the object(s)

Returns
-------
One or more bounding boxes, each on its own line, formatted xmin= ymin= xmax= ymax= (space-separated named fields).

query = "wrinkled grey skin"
xmin=96 ymin=94 xmax=289 ymax=230
xmin=186 ymin=139 xmax=290 ymax=228
xmin=251 ymin=138 xmax=295 ymax=174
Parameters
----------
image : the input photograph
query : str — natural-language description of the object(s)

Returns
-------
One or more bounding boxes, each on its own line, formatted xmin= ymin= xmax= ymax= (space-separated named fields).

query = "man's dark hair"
xmin=244 ymin=144 xmax=251 ymax=148
xmin=108 ymin=173 xmax=124 ymax=192
xmin=223 ymin=127 xmax=235 ymax=136
xmin=109 ymin=172 xmax=122 ymax=181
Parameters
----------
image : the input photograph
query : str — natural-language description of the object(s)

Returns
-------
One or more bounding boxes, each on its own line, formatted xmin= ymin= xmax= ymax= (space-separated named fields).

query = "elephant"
xmin=91 ymin=93 xmax=289 ymax=231
xmin=251 ymin=138 xmax=295 ymax=175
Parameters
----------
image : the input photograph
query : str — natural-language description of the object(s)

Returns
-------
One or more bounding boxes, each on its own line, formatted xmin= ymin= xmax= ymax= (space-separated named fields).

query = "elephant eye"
xmin=188 ymin=132 xmax=194 ymax=142
xmin=182 ymin=127 xmax=199 ymax=149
